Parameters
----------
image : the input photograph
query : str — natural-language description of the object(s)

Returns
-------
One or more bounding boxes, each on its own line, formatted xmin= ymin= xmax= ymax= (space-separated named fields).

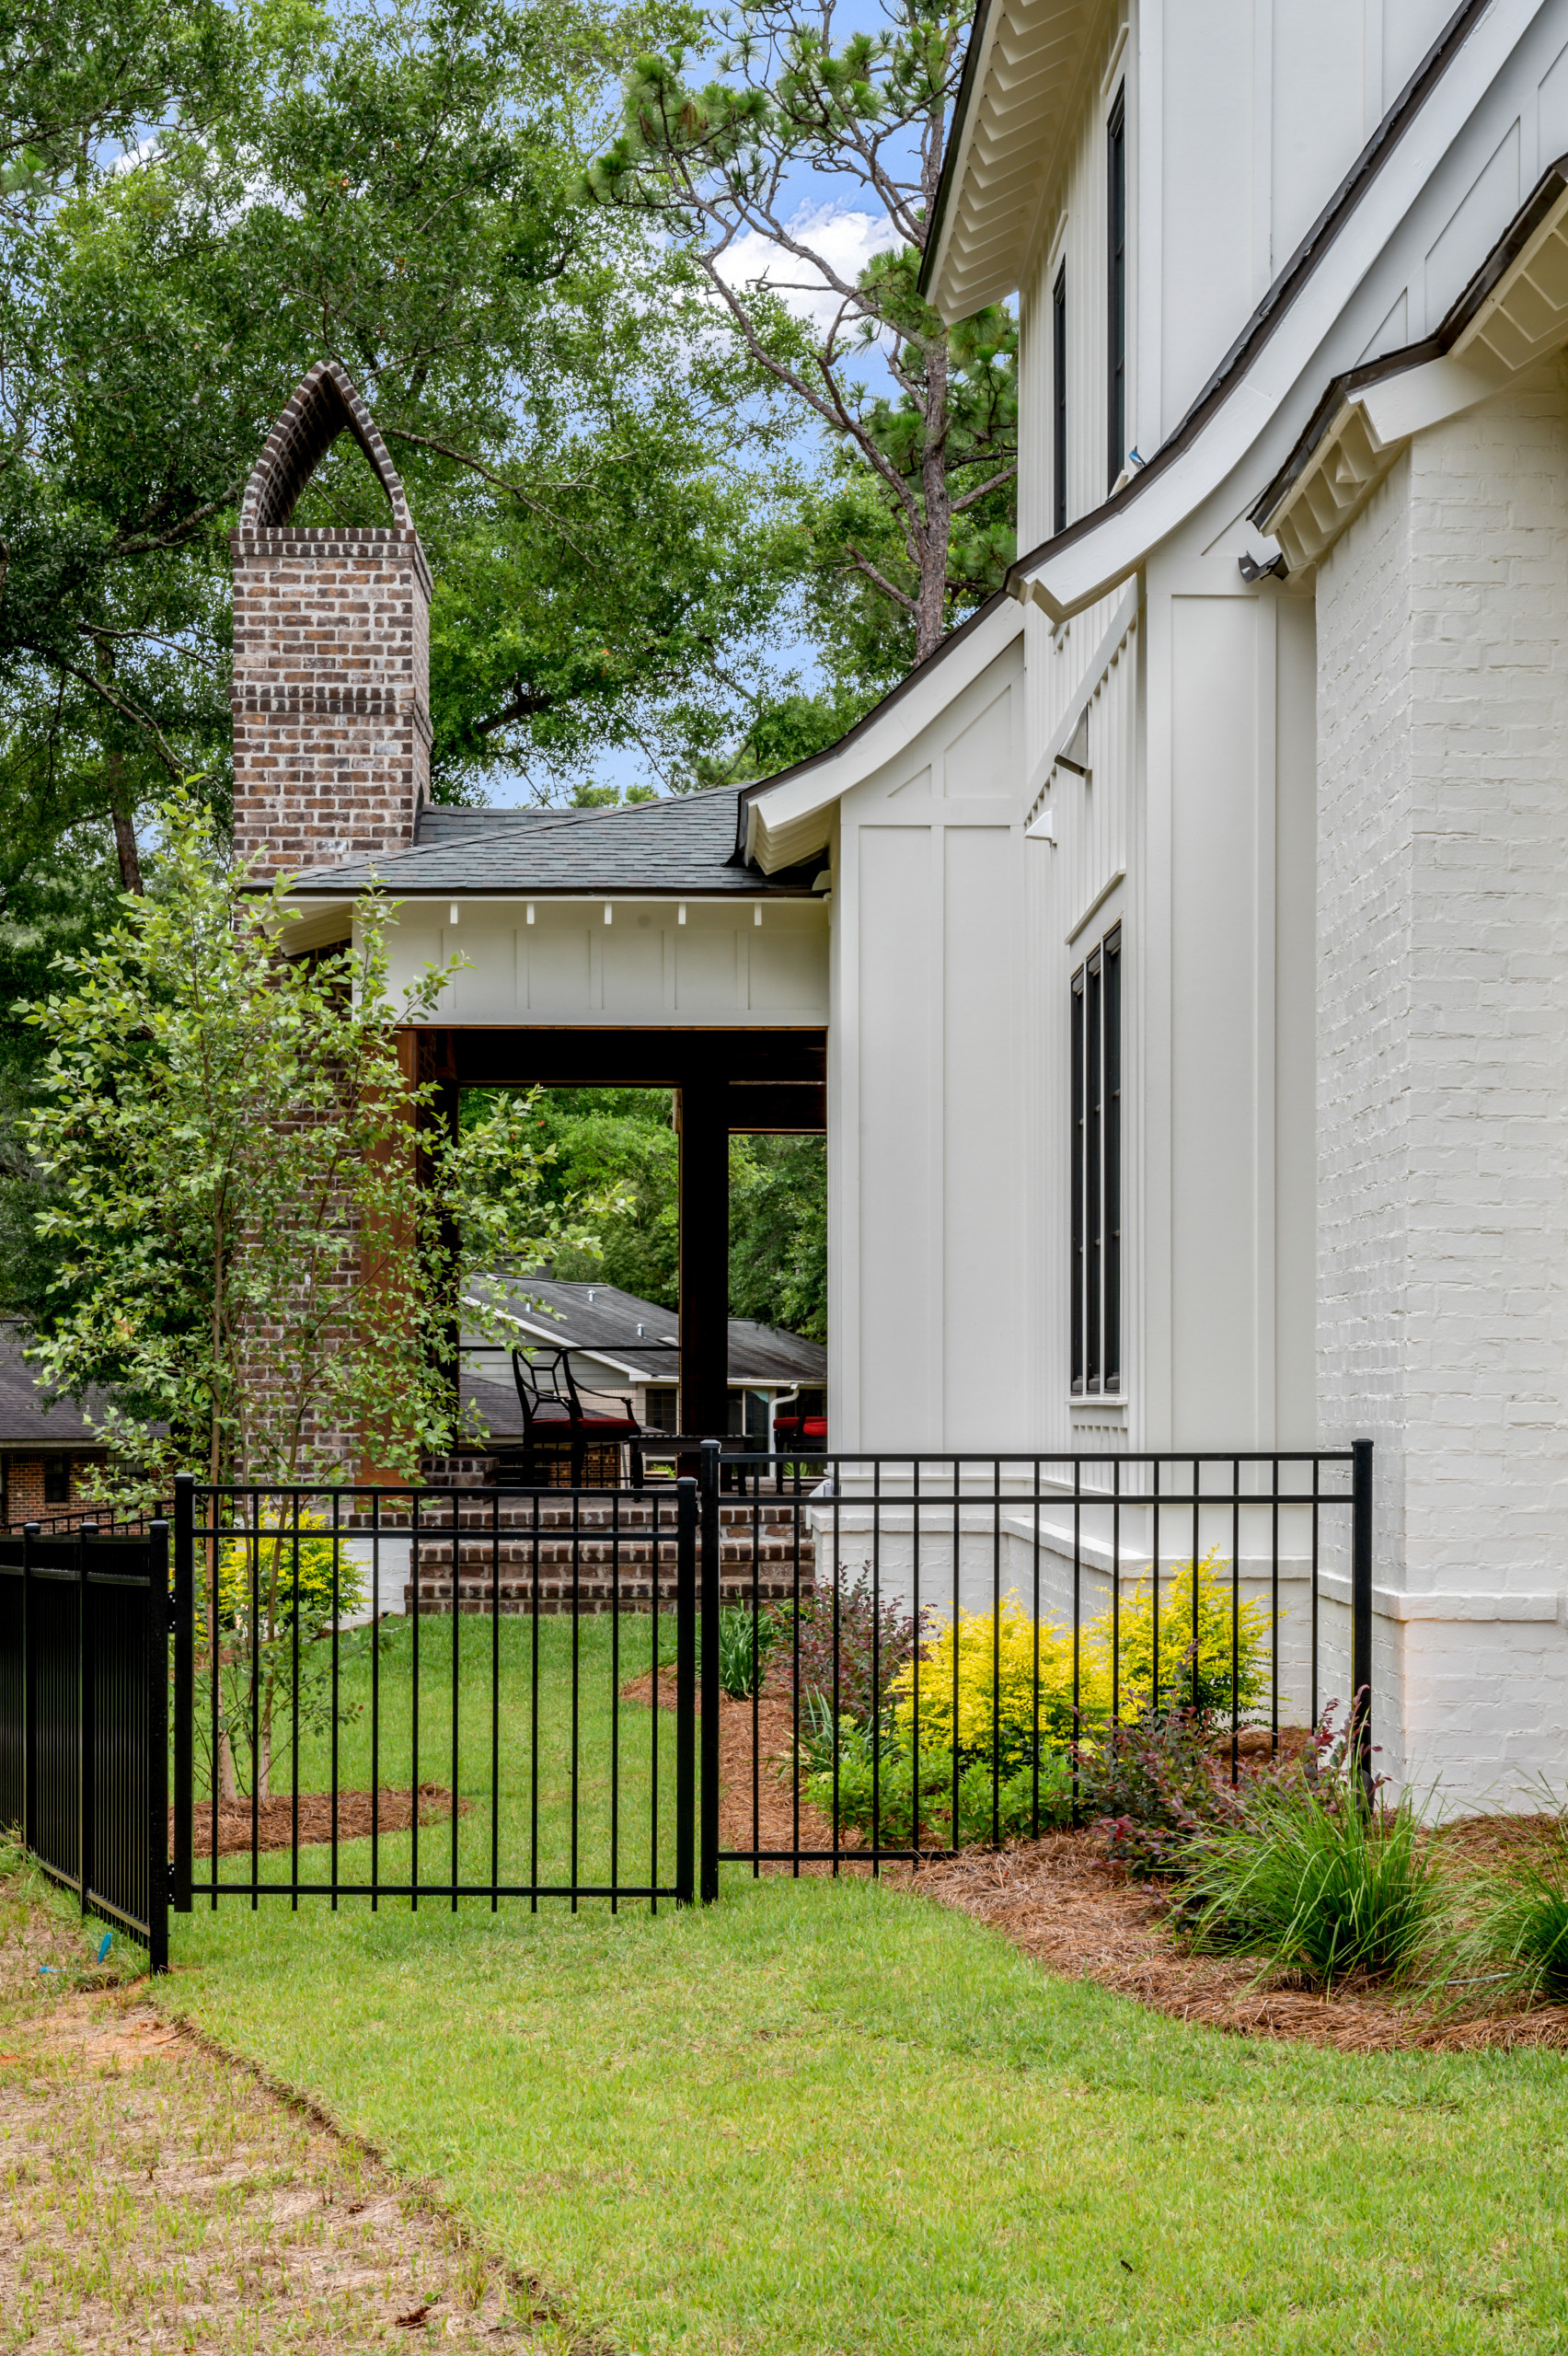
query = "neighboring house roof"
xmin=462 ymin=1275 xmax=825 ymax=1388
xmin=0 ymin=1330 xmax=107 ymax=1449
xmin=283 ymin=780 xmax=824 ymax=901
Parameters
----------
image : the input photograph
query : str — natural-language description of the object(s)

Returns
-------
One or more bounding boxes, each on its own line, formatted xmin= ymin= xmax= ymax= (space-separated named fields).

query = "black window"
xmin=43 ymin=1458 xmax=69 ymax=1506
xmin=1107 ymin=86 xmax=1126 ymax=492
xmin=1053 ymin=262 xmax=1067 ymax=537
xmin=1071 ymin=927 xmax=1121 ymax=1393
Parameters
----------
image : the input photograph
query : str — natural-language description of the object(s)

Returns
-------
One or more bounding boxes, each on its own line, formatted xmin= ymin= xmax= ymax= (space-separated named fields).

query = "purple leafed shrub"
xmin=787 ymin=1562 xmax=921 ymax=1727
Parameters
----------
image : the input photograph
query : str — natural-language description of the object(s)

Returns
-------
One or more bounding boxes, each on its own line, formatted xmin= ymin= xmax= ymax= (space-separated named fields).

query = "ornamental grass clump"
xmin=1179 ymin=1778 xmax=1445 ymax=1988
xmin=1467 ymin=1831 xmax=1568 ymax=2004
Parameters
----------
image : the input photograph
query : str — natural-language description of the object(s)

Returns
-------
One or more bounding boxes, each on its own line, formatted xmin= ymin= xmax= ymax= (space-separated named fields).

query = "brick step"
xmin=398 ymin=1536 xmax=814 ymax=1569
xmin=350 ymin=1505 xmax=808 ymax=1537
xmin=406 ymin=1569 xmax=815 ymax=1616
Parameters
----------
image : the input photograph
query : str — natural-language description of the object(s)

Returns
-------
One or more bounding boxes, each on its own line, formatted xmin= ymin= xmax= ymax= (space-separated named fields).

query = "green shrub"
xmin=216 ymin=1508 xmax=365 ymax=1640
xmin=894 ymin=1559 xmax=1272 ymax=1784
xmin=801 ymin=1706 xmax=1074 ymax=1849
xmin=1470 ymin=1833 xmax=1568 ymax=2003
xmin=1179 ymin=1781 xmax=1444 ymax=1988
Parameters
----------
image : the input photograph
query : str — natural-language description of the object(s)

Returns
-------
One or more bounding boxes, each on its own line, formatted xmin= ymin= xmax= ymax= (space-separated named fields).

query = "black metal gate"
xmin=0 ymin=1521 xmax=172 ymax=1969
xmin=0 ymin=1442 xmax=1375 ymax=1969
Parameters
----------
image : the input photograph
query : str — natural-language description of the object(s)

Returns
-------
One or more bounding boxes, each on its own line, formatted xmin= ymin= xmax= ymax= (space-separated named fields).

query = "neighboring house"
xmin=460 ymin=1276 xmax=826 ymax=1447
xmin=0 ymin=1327 xmax=109 ymax=1525
xmin=233 ymin=1 xmax=1568 ymax=1804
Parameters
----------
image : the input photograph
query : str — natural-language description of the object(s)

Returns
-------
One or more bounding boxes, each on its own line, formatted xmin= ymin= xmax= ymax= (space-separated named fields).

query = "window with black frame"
xmin=1071 ymin=926 xmax=1121 ymax=1393
xmin=1053 ymin=261 xmax=1067 ymax=536
xmin=1107 ymin=85 xmax=1126 ymax=492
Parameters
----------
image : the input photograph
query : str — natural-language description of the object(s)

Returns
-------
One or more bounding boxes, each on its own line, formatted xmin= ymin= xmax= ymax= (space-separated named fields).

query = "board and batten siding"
xmin=375 ymin=898 xmax=829 ymax=1026
xmin=829 ymin=636 xmax=1030 ymax=1451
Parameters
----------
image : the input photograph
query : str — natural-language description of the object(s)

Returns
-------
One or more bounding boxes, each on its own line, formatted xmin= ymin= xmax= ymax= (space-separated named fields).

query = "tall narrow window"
xmin=1070 ymin=926 xmax=1122 ymax=1393
xmin=1053 ymin=262 xmax=1067 ymax=537
xmin=1107 ymin=86 xmax=1126 ymax=493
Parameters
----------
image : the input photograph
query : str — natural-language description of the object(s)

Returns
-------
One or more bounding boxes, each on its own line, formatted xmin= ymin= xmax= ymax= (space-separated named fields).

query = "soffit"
xmin=924 ymin=0 xmax=1108 ymax=324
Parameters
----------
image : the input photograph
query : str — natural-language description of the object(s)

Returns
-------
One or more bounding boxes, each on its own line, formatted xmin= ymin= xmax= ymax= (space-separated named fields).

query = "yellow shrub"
xmin=216 ymin=1508 xmax=365 ymax=1640
xmin=1086 ymin=1549 xmax=1270 ymax=1718
xmin=894 ymin=1596 xmax=1110 ymax=1767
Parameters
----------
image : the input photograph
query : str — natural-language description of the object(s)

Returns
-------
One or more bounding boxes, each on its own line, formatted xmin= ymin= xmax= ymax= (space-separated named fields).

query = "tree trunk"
xmin=915 ymin=333 xmax=952 ymax=664
xmin=110 ymin=785 xmax=144 ymax=895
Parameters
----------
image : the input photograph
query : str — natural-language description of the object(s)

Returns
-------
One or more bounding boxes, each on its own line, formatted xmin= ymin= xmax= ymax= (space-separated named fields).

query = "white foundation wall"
xmin=1317 ymin=364 xmax=1568 ymax=1807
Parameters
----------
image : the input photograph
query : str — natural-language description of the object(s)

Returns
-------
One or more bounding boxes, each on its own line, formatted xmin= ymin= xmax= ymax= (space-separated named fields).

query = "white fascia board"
xmin=745 ymin=597 xmax=1026 ymax=872
xmin=1014 ymin=0 xmax=1538 ymax=621
xmin=1359 ymin=351 xmax=1510 ymax=443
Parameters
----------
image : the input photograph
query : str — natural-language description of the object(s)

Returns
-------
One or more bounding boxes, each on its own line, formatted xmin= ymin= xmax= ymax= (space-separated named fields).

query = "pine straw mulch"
xmin=623 ymin=1668 xmax=1568 ymax=2055
xmin=182 ymin=1784 xmax=467 ymax=1860
xmin=0 ymin=1874 xmax=567 ymax=2350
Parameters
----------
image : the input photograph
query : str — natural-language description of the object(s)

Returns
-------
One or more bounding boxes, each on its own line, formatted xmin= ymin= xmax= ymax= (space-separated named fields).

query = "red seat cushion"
xmin=577 ymin=1415 xmax=640 ymax=1438
xmin=801 ymin=1418 xmax=827 ymax=1441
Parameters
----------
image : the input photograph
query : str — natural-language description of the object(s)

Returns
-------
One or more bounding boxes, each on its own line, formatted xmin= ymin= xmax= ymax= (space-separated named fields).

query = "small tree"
xmin=18 ymin=789 xmax=594 ymax=1792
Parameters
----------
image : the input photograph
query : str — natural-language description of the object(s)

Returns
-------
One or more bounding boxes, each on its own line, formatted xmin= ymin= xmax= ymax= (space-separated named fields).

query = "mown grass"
xmin=201 ymin=1611 xmax=685 ymax=1899
xmin=155 ymin=1856 xmax=1568 ymax=2356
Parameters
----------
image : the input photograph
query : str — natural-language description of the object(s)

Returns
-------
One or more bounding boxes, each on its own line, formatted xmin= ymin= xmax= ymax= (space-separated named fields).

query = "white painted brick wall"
xmin=1317 ymin=362 xmax=1568 ymax=1803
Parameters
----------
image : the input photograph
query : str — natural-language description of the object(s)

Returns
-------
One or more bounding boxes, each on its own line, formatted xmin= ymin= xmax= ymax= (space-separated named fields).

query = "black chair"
xmin=510 ymin=1347 xmax=642 ymax=1488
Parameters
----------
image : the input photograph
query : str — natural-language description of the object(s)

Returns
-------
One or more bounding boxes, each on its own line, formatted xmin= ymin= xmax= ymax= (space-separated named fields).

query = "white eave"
xmin=925 ymin=0 xmax=1109 ymax=324
xmin=1262 ymin=178 xmax=1568 ymax=568
xmin=744 ymin=597 xmax=1026 ymax=873
xmin=1003 ymin=0 xmax=1537 ymax=624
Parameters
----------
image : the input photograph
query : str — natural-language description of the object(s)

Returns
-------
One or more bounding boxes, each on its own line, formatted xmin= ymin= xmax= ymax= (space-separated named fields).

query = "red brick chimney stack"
xmin=230 ymin=361 xmax=431 ymax=875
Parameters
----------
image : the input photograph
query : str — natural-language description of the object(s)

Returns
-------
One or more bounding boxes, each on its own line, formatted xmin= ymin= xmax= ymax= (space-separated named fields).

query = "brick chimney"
xmin=230 ymin=361 xmax=431 ymax=875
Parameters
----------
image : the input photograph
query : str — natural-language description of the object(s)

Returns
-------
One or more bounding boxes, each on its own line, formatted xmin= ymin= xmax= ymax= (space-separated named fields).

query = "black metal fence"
xmin=172 ymin=1472 xmax=698 ymax=1914
xmin=709 ymin=1443 xmax=1372 ymax=1878
xmin=0 ymin=1520 xmax=172 ymax=1968
xmin=1 ymin=1443 xmax=1372 ymax=1964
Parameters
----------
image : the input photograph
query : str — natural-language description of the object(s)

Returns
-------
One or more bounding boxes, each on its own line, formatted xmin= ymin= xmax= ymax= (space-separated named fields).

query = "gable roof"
xmin=920 ymin=0 xmax=1112 ymax=322
xmin=284 ymin=780 xmax=823 ymax=899
xmin=0 ymin=1329 xmax=108 ymax=1449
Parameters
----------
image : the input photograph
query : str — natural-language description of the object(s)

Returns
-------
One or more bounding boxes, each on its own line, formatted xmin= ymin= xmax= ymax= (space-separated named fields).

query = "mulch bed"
xmin=623 ymin=1668 xmax=1568 ymax=2053
xmin=180 ymin=1784 xmax=466 ymax=1860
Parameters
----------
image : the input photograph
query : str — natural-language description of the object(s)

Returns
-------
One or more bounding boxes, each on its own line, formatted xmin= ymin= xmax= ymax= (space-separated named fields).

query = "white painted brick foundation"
xmin=1318 ymin=359 xmax=1568 ymax=1804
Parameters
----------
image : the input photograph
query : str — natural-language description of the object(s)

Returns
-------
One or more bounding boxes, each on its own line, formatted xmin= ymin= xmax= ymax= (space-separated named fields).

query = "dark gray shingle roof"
xmin=0 ymin=1329 xmax=108 ymax=1448
xmin=462 ymin=1276 xmax=825 ymax=1387
xmin=289 ymin=784 xmax=821 ymax=898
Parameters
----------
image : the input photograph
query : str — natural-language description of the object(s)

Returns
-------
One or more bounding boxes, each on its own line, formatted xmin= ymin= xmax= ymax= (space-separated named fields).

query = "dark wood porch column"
xmin=677 ymin=1080 xmax=730 ymax=1436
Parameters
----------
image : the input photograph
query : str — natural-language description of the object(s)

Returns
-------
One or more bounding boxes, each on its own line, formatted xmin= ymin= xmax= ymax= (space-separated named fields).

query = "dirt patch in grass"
xmin=912 ymin=1824 xmax=1568 ymax=2055
xmin=181 ymin=1784 xmax=467 ymax=1860
xmin=0 ymin=1877 xmax=564 ymax=2351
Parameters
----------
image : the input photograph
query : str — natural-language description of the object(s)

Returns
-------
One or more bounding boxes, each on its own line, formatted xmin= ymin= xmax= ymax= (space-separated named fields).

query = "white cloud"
xmin=713 ymin=202 xmax=903 ymax=341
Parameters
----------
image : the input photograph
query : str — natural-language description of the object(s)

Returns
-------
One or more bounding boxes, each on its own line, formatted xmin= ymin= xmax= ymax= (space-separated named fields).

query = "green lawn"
xmin=154 ymin=1858 xmax=1568 ymax=2355
xmin=200 ymin=1610 xmax=686 ymax=1900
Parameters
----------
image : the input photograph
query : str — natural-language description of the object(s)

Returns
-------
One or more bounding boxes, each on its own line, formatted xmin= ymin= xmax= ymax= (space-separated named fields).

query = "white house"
xmin=243 ymin=0 xmax=1568 ymax=1805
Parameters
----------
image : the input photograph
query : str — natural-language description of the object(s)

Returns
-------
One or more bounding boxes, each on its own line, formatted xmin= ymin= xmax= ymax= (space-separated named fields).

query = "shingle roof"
xmin=0 ymin=1328 xmax=108 ymax=1448
xmin=462 ymin=1276 xmax=825 ymax=1387
xmin=286 ymin=783 xmax=822 ymax=898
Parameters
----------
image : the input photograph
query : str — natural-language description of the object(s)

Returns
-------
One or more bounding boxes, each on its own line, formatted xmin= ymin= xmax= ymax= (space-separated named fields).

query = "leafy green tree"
xmin=467 ymin=1085 xmax=825 ymax=1337
xmin=0 ymin=0 xmax=807 ymax=889
xmin=583 ymin=0 xmax=1018 ymax=690
xmin=18 ymin=792 xmax=594 ymax=1791
xmin=18 ymin=791 xmax=584 ymax=1496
